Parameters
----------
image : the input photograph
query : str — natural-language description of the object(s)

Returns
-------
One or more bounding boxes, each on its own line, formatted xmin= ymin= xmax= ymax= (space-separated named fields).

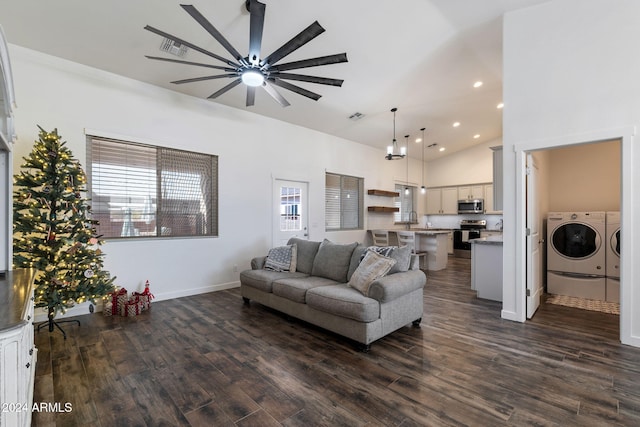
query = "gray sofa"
xmin=239 ymin=237 xmax=426 ymax=350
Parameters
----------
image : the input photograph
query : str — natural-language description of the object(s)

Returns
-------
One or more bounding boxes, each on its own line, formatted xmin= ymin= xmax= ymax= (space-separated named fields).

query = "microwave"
xmin=458 ymin=199 xmax=484 ymax=214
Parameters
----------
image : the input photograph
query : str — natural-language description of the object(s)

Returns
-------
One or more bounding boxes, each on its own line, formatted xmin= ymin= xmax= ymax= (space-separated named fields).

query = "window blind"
xmin=325 ymin=172 xmax=363 ymax=231
xmin=87 ymin=136 xmax=218 ymax=238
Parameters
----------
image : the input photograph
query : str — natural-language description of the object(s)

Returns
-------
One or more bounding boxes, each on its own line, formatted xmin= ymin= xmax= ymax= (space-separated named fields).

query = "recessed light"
xmin=473 ymin=134 xmax=480 ymax=139
xmin=497 ymin=102 xmax=504 ymax=109
xmin=439 ymin=147 xmax=446 ymax=152
xmin=415 ymin=137 xmax=422 ymax=143
xmin=473 ymin=81 xmax=483 ymax=88
xmin=453 ymin=122 xmax=460 ymax=128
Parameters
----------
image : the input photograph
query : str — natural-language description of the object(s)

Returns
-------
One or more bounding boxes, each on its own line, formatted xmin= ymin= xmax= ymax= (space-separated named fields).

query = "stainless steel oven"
xmin=453 ymin=219 xmax=486 ymax=258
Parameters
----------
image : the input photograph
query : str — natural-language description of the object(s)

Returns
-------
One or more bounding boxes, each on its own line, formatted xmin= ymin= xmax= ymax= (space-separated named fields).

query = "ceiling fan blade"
xmin=269 ymin=78 xmax=322 ymax=101
xmin=246 ymin=86 xmax=256 ymax=106
xmin=145 ymin=56 xmax=235 ymax=72
xmin=207 ymin=78 xmax=243 ymax=99
xmin=271 ymin=72 xmax=344 ymax=87
xmin=181 ymin=4 xmax=244 ymax=62
xmin=262 ymin=81 xmax=291 ymax=107
xmin=271 ymin=53 xmax=348 ymax=72
xmin=171 ymin=74 xmax=236 ymax=85
xmin=144 ymin=25 xmax=238 ymax=67
xmin=248 ymin=0 xmax=266 ymax=65
xmin=262 ymin=21 xmax=325 ymax=67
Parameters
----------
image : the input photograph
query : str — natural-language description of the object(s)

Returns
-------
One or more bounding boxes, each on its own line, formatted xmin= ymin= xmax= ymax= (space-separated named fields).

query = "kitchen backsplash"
xmin=423 ymin=214 xmax=503 ymax=230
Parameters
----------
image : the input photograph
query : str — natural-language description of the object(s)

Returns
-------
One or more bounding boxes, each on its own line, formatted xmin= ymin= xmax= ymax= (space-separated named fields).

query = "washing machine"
xmin=606 ymin=211 xmax=620 ymax=302
xmin=547 ymin=212 xmax=606 ymax=299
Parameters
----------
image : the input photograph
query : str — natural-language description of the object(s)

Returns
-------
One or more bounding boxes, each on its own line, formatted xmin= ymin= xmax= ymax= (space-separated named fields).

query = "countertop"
xmin=0 ymin=269 xmax=36 ymax=332
xmin=471 ymin=235 xmax=503 ymax=245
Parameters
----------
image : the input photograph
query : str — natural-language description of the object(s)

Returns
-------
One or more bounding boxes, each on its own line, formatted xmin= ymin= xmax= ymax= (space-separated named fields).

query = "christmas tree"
xmin=13 ymin=126 xmax=116 ymax=332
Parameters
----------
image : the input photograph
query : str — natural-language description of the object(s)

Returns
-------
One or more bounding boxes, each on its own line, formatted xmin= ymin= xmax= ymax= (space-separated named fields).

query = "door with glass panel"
xmin=273 ymin=180 xmax=308 ymax=247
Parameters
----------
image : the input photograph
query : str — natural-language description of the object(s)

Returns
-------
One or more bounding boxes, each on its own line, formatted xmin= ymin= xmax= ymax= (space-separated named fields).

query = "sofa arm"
xmin=368 ymin=270 xmax=426 ymax=303
xmin=251 ymin=256 xmax=267 ymax=270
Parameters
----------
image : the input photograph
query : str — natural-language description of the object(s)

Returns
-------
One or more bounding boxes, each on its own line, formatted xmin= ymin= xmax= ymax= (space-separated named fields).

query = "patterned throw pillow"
xmin=264 ymin=244 xmax=298 ymax=272
xmin=348 ymin=250 xmax=396 ymax=296
xmin=360 ymin=246 xmax=396 ymax=262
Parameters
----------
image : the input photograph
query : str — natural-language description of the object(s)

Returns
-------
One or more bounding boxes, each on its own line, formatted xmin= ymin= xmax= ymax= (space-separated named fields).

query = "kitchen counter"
xmin=472 ymin=235 xmax=503 ymax=245
xmin=369 ymin=229 xmax=449 ymax=271
xmin=0 ymin=269 xmax=36 ymax=332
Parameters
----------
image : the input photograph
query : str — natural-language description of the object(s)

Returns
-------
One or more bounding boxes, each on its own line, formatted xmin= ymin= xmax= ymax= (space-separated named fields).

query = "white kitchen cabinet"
xmin=426 ymin=187 xmax=458 ymax=214
xmin=447 ymin=231 xmax=454 ymax=254
xmin=471 ymin=240 xmax=503 ymax=301
xmin=458 ymin=184 xmax=484 ymax=201
xmin=484 ymin=183 xmax=502 ymax=214
xmin=491 ymin=146 xmax=503 ymax=212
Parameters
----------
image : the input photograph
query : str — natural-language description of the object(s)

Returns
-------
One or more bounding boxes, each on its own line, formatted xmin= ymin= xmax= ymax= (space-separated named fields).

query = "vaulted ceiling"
xmin=0 ymin=0 xmax=548 ymax=159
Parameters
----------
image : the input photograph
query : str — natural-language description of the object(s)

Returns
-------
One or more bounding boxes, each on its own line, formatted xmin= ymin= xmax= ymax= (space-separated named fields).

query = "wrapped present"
xmin=132 ymin=280 xmax=154 ymax=311
xmin=121 ymin=300 xmax=145 ymax=317
xmin=105 ymin=288 xmax=128 ymax=316
xmin=103 ymin=301 xmax=114 ymax=316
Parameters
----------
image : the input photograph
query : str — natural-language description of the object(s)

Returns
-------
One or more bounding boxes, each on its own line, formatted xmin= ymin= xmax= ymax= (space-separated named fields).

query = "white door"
xmin=273 ymin=179 xmax=309 ymax=247
xmin=526 ymin=154 xmax=542 ymax=318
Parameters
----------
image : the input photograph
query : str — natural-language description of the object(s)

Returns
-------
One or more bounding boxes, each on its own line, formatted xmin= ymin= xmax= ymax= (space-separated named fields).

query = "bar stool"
xmin=371 ymin=230 xmax=390 ymax=247
xmin=396 ymin=230 xmax=428 ymax=270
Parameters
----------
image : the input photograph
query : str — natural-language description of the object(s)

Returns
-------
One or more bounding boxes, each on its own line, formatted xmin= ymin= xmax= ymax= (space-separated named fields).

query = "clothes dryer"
xmin=547 ymin=212 xmax=606 ymax=299
xmin=606 ymin=211 xmax=620 ymax=302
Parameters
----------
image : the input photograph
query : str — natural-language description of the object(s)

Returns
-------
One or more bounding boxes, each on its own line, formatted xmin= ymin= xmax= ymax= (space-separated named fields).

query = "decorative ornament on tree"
xmin=13 ymin=126 xmax=117 ymax=338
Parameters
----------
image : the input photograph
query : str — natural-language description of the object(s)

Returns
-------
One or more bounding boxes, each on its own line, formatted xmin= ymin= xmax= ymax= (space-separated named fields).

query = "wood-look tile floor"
xmin=32 ymin=258 xmax=640 ymax=426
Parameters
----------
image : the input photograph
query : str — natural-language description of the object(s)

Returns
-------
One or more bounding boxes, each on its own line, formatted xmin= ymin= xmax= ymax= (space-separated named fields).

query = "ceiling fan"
xmin=144 ymin=0 xmax=348 ymax=107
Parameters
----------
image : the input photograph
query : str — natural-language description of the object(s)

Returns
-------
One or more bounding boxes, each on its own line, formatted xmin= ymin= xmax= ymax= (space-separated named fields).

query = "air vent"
xmin=160 ymin=38 xmax=189 ymax=57
xmin=348 ymin=112 xmax=365 ymax=121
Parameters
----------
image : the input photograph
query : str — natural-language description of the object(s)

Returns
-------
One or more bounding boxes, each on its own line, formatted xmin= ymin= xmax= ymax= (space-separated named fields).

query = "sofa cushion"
xmin=311 ymin=239 xmax=358 ymax=283
xmin=388 ymin=245 xmax=411 ymax=274
xmin=273 ymin=276 xmax=338 ymax=303
xmin=287 ymin=238 xmax=321 ymax=274
xmin=348 ymin=251 xmax=396 ymax=295
xmin=264 ymin=244 xmax=297 ymax=272
xmin=240 ymin=269 xmax=308 ymax=293
xmin=306 ymin=284 xmax=380 ymax=323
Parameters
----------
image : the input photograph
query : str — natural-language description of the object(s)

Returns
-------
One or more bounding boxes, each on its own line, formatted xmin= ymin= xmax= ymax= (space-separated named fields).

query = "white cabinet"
xmin=426 ymin=187 xmax=458 ymax=214
xmin=447 ymin=231 xmax=454 ymax=254
xmin=483 ymin=184 xmax=502 ymax=214
xmin=0 ymin=269 xmax=36 ymax=427
xmin=471 ymin=241 xmax=503 ymax=301
xmin=458 ymin=184 xmax=484 ymax=201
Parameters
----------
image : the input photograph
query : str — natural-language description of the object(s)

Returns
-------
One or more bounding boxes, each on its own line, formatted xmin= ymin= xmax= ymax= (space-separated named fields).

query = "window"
xmin=325 ymin=172 xmax=363 ymax=231
xmin=87 ymin=135 xmax=218 ymax=238
xmin=395 ymin=184 xmax=417 ymax=223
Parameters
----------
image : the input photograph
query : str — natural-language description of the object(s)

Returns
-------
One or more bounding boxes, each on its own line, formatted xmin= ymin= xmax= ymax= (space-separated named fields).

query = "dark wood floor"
xmin=32 ymin=258 xmax=640 ymax=426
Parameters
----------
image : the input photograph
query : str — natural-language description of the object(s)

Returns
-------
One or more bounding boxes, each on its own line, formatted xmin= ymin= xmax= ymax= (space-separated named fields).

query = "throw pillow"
xmin=348 ymin=250 xmax=396 ymax=295
xmin=311 ymin=239 xmax=358 ymax=282
xmin=360 ymin=246 xmax=396 ymax=262
xmin=264 ymin=244 xmax=298 ymax=272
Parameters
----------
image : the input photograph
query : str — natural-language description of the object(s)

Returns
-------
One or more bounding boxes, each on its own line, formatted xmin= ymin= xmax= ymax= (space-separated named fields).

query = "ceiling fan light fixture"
xmin=241 ymin=69 xmax=265 ymax=87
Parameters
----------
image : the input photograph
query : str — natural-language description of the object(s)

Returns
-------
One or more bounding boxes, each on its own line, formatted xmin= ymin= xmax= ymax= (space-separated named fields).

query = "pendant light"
xmin=404 ymin=134 xmax=410 ymax=195
xmin=385 ymin=107 xmax=406 ymax=160
xmin=420 ymin=127 xmax=426 ymax=194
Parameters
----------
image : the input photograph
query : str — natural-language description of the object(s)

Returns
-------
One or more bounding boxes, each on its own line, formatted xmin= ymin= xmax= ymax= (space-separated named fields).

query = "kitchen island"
xmin=368 ymin=229 xmax=450 ymax=271
xmin=471 ymin=235 xmax=503 ymax=301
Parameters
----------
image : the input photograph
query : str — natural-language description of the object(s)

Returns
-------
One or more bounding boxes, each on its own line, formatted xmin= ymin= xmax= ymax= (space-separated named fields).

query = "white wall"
xmin=9 ymin=45 xmax=430 ymax=317
xmin=503 ymin=0 xmax=640 ymax=346
xmin=425 ymin=138 xmax=499 ymax=187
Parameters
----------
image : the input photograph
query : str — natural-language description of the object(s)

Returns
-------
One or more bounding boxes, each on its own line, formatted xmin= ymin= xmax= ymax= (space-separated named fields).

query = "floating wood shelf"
xmin=367 ymin=206 xmax=400 ymax=213
xmin=367 ymin=189 xmax=400 ymax=197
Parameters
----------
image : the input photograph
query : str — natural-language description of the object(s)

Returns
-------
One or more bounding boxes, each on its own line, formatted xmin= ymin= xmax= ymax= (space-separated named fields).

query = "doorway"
xmin=523 ymin=138 xmax=621 ymax=329
xmin=272 ymin=179 xmax=309 ymax=247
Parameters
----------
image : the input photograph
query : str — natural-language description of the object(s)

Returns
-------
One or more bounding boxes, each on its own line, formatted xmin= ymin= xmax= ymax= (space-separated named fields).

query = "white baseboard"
xmin=33 ymin=281 xmax=241 ymax=323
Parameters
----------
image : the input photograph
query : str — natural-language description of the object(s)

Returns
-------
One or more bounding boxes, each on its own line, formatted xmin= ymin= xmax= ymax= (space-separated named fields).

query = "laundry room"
xmin=532 ymin=139 xmax=621 ymax=313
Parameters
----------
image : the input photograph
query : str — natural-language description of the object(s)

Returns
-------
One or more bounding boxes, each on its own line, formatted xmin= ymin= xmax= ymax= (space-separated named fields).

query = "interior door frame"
xmin=511 ymin=126 xmax=634 ymax=345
